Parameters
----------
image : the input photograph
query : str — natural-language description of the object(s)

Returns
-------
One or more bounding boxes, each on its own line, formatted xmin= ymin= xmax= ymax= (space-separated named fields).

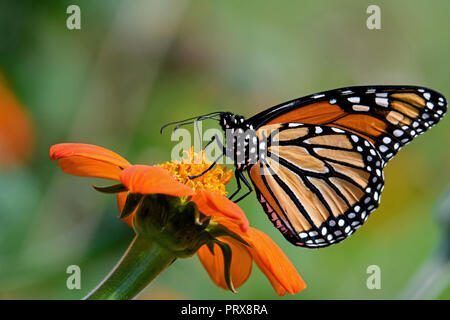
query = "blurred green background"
xmin=0 ymin=0 xmax=449 ymax=299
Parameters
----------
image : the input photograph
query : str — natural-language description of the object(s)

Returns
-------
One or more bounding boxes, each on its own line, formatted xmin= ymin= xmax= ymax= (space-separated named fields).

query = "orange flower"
xmin=0 ymin=73 xmax=34 ymax=168
xmin=50 ymin=143 xmax=306 ymax=295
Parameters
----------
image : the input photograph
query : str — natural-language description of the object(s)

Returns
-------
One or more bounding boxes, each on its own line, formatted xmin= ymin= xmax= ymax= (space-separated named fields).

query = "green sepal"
xmin=214 ymin=239 xmax=236 ymax=294
xmin=92 ymin=183 xmax=128 ymax=194
xmin=207 ymin=223 xmax=251 ymax=248
xmin=206 ymin=241 xmax=215 ymax=256
xmin=120 ymin=193 xmax=143 ymax=219
xmin=132 ymin=195 xmax=211 ymax=258
xmin=194 ymin=207 xmax=202 ymax=225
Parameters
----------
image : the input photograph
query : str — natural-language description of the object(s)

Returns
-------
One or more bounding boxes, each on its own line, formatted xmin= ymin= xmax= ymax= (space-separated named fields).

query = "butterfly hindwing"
xmin=248 ymin=123 xmax=385 ymax=248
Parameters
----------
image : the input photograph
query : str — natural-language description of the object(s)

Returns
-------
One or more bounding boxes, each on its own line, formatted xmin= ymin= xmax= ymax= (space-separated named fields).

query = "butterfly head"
xmin=220 ymin=112 xmax=247 ymax=131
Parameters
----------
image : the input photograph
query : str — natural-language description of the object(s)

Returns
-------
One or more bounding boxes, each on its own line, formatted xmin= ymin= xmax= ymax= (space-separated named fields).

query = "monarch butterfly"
xmin=162 ymin=85 xmax=447 ymax=248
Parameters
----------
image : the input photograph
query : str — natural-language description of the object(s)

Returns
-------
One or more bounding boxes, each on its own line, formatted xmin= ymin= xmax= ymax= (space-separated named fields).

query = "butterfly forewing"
xmin=248 ymin=86 xmax=447 ymax=164
xmin=249 ymin=123 xmax=385 ymax=248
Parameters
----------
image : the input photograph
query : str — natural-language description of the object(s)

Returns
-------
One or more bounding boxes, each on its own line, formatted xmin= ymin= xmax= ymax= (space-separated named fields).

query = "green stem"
xmin=84 ymin=235 xmax=177 ymax=300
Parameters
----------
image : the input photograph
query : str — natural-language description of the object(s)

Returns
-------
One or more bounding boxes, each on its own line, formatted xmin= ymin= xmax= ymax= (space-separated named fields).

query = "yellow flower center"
xmin=158 ymin=148 xmax=232 ymax=196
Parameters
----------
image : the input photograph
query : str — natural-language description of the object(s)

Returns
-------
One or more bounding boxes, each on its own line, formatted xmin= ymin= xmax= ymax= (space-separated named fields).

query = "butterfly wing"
xmin=248 ymin=123 xmax=385 ymax=248
xmin=247 ymin=85 xmax=447 ymax=164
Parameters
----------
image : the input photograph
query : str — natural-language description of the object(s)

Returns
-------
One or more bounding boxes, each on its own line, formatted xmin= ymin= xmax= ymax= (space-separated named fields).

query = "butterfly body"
xmin=215 ymin=85 xmax=447 ymax=248
xmin=219 ymin=112 xmax=256 ymax=171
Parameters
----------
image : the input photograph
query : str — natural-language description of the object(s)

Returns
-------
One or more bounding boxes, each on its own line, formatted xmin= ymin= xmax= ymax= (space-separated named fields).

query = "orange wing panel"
xmin=266 ymin=102 xmax=388 ymax=144
xmin=332 ymin=114 xmax=388 ymax=141
xmin=267 ymin=102 xmax=347 ymax=125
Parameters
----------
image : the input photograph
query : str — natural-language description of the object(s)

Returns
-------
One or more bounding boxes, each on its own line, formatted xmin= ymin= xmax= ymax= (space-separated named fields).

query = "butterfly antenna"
xmin=160 ymin=111 xmax=224 ymax=134
xmin=173 ymin=120 xmax=196 ymax=132
xmin=160 ymin=117 xmax=199 ymax=134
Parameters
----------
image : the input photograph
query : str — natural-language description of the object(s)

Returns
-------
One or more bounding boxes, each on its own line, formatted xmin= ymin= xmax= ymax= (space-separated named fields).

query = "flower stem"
xmin=84 ymin=235 xmax=176 ymax=300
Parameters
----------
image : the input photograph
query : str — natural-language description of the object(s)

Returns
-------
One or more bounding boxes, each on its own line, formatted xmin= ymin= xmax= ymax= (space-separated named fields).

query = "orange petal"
xmin=49 ymin=143 xmax=131 ymax=180
xmin=119 ymin=165 xmax=194 ymax=197
xmin=116 ymin=192 xmax=134 ymax=228
xmin=197 ymin=238 xmax=253 ymax=291
xmin=191 ymin=189 xmax=249 ymax=232
xmin=216 ymin=220 xmax=306 ymax=295
xmin=245 ymin=227 xmax=306 ymax=295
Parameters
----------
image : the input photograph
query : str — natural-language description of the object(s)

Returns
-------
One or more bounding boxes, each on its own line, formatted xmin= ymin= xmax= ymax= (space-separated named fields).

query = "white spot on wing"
xmin=375 ymin=97 xmax=389 ymax=107
xmin=348 ymin=97 xmax=360 ymax=103
xmin=352 ymin=105 xmax=370 ymax=112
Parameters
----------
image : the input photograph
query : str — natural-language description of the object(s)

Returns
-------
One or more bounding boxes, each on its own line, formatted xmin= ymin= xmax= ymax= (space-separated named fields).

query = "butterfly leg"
xmin=188 ymin=152 xmax=223 ymax=179
xmin=228 ymin=170 xmax=253 ymax=203
xmin=204 ymin=132 xmax=223 ymax=153
xmin=189 ymin=134 xmax=224 ymax=179
xmin=228 ymin=170 xmax=242 ymax=201
xmin=204 ymin=135 xmax=216 ymax=150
